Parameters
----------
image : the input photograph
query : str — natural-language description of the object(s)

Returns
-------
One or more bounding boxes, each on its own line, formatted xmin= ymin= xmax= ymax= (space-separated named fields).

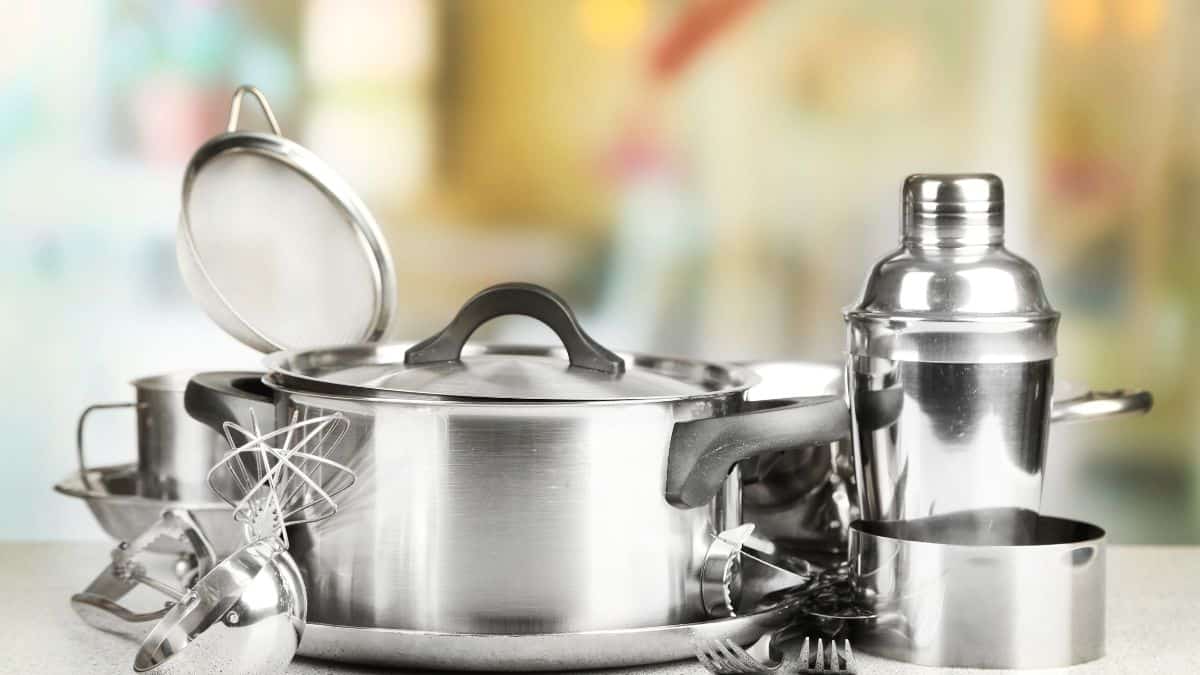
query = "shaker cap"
xmin=846 ymin=173 xmax=1058 ymax=363
xmin=903 ymin=173 xmax=1004 ymax=246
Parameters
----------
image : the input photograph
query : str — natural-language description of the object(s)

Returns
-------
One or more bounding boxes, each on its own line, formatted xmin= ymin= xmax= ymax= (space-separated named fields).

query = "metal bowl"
xmin=54 ymin=464 xmax=240 ymax=556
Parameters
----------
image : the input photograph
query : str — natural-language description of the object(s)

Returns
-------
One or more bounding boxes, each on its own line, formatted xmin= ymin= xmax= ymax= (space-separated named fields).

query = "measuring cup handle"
xmin=1050 ymin=389 xmax=1153 ymax=424
xmin=76 ymin=403 xmax=139 ymax=490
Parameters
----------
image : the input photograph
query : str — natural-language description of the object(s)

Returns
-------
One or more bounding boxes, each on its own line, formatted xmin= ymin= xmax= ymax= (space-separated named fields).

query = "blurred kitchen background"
xmin=1 ymin=0 xmax=1195 ymax=543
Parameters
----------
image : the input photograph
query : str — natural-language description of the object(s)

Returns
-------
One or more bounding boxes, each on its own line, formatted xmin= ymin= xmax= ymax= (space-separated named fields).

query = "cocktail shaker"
xmin=845 ymin=174 xmax=1060 ymax=521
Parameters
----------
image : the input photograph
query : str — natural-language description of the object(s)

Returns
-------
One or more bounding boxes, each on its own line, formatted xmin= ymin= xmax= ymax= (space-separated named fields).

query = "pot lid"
xmin=264 ymin=284 xmax=751 ymax=402
xmin=178 ymin=85 xmax=396 ymax=353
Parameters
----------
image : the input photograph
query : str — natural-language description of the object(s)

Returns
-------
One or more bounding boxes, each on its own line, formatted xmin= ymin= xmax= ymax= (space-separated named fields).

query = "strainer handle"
xmin=76 ymin=402 xmax=139 ymax=491
xmin=405 ymin=282 xmax=626 ymax=375
xmin=227 ymin=84 xmax=281 ymax=135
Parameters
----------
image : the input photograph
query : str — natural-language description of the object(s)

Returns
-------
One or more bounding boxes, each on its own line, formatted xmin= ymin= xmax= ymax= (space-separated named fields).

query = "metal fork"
xmin=797 ymin=637 xmax=856 ymax=674
xmin=692 ymin=622 xmax=809 ymax=673
xmin=693 ymin=632 xmax=782 ymax=673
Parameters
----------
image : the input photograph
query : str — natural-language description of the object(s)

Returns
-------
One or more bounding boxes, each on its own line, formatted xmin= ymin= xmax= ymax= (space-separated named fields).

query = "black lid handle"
xmin=404 ymin=282 xmax=626 ymax=375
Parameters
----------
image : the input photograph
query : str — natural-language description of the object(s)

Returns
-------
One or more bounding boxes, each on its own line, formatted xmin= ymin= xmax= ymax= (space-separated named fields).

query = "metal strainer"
xmin=177 ymin=85 xmax=396 ymax=353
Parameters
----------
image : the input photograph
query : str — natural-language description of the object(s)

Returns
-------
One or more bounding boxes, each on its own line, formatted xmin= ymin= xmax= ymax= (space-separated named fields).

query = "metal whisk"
xmin=207 ymin=409 xmax=354 ymax=548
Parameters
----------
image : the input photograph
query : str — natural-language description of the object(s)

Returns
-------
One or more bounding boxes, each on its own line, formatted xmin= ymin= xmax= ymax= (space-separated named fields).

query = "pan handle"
xmin=185 ymin=372 xmax=276 ymax=434
xmin=404 ymin=282 xmax=626 ymax=375
xmin=1051 ymin=389 xmax=1153 ymax=424
xmin=666 ymin=395 xmax=852 ymax=509
xmin=76 ymin=402 xmax=140 ymax=491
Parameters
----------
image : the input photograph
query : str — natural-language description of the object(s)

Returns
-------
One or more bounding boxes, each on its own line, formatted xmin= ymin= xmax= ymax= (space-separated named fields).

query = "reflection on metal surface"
xmin=296 ymin=571 xmax=801 ymax=671
xmin=850 ymin=508 xmax=1106 ymax=669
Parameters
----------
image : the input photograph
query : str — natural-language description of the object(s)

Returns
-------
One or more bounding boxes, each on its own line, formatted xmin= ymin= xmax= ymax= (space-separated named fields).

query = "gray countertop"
xmin=1 ymin=542 xmax=1195 ymax=674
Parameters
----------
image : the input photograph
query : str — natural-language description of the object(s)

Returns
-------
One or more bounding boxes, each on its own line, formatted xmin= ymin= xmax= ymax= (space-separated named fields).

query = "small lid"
xmin=265 ymin=284 xmax=752 ymax=402
xmin=178 ymin=85 xmax=396 ymax=353
xmin=903 ymin=173 xmax=1004 ymax=247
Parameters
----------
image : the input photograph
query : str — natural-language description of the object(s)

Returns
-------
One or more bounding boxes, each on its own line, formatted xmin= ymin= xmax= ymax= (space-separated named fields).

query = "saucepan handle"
xmin=184 ymin=371 xmax=276 ymax=433
xmin=1051 ymin=388 xmax=1153 ymax=424
xmin=76 ymin=402 xmax=140 ymax=490
xmin=404 ymin=282 xmax=626 ymax=375
xmin=666 ymin=395 xmax=852 ymax=509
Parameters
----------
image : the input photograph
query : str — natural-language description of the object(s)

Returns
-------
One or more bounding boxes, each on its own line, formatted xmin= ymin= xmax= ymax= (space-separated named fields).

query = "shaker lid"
xmin=847 ymin=173 xmax=1059 ymax=363
xmin=265 ymin=283 xmax=752 ymax=402
xmin=903 ymin=173 xmax=1004 ymax=247
xmin=178 ymin=85 xmax=397 ymax=353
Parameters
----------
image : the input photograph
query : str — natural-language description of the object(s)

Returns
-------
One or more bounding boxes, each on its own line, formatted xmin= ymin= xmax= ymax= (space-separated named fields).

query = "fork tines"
xmin=798 ymin=637 xmax=856 ymax=674
xmin=693 ymin=637 xmax=769 ymax=673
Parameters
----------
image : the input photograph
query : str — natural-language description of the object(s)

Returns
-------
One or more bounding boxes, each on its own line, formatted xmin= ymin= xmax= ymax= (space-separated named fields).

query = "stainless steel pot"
xmin=183 ymin=283 xmax=849 ymax=633
xmin=77 ymin=372 xmax=230 ymax=501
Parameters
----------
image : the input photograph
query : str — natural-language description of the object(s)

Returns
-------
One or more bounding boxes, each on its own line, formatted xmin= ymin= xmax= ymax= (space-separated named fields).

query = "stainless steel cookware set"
xmin=58 ymin=86 xmax=1153 ymax=672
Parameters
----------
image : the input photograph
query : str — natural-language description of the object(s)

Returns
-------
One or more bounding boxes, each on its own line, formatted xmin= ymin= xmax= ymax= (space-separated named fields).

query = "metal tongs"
xmin=71 ymin=509 xmax=216 ymax=639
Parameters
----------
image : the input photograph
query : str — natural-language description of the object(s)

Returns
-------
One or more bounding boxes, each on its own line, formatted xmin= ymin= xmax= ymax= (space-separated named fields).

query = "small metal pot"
xmin=849 ymin=508 xmax=1106 ymax=669
xmin=77 ymin=373 xmax=230 ymax=501
xmin=183 ymin=283 xmax=849 ymax=633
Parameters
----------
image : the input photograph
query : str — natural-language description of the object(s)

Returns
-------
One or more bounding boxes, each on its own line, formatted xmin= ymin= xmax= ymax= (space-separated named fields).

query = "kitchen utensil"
xmin=848 ymin=508 xmax=1105 ymax=668
xmin=183 ymin=282 xmax=850 ymax=634
xmin=700 ymin=524 xmax=758 ymax=619
xmin=54 ymin=464 xmax=240 ymax=556
xmin=71 ymin=509 xmax=217 ymax=640
xmin=77 ymin=372 xmax=230 ymax=500
xmin=133 ymin=537 xmax=305 ymax=675
xmin=798 ymin=638 xmax=856 ymax=674
xmin=132 ymin=411 xmax=352 ymax=675
xmin=177 ymin=84 xmax=395 ymax=352
xmin=694 ymin=623 xmax=807 ymax=673
xmin=845 ymin=174 xmax=1152 ymax=521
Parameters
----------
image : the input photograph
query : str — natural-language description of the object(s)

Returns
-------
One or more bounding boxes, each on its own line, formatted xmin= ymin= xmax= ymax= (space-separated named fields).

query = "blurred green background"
xmin=1 ymin=0 xmax=1195 ymax=543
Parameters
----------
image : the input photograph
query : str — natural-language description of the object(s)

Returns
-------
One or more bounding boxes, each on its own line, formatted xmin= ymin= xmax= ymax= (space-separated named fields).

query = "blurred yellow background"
xmin=1 ymin=0 xmax=1195 ymax=543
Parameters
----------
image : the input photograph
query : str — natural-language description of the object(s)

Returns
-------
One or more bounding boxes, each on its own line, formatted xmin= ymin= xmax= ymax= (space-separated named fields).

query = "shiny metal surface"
xmin=71 ymin=509 xmax=217 ymax=639
xmin=737 ymin=361 xmax=854 ymax=559
xmin=850 ymin=359 xmax=1052 ymax=520
xmin=699 ymin=524 xmax=755 ymax=619
xmin=846 ymin=175 xmax=1153 ymax=522
xmin=177 ymin=84 xmax=395 ymax=353
xmin=849 ymin=173 xmax=1058 ymax=365
xmin=77 ymin=373 xmax=230 ymax=501
xmin=264 ymin=341 xmax=755 ymax=403
xmin=296 ymin=588 xmax=799 ymax=671
xmin=797 ymin=638 xmax=857 ymax=674
xmin=849 ymin=508 xmax=1106 ymax=669
xmin=1052 ymin=387 xmax=1154 ymax=423
xmin=279 ymin=387 xmax=723 ymax=633
xmin=54 ymin=464 xmax=241 ymax=556
xmin=693 ymin=623 xmax=805 ymax=673
xmin=133 ymin=539 xmax=306 ymax=675
xmin=847 ymin=173 xmax=1060 ymax=520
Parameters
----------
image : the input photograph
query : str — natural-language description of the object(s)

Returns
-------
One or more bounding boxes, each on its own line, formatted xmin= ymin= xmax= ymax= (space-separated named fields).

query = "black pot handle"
xmin=666 ymin=395 xmax=852 ymax=509
xmin=404 ymin=282 xmax=625 ymax=375
xmin=185 ymin=371 xmax=275 ymax=433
